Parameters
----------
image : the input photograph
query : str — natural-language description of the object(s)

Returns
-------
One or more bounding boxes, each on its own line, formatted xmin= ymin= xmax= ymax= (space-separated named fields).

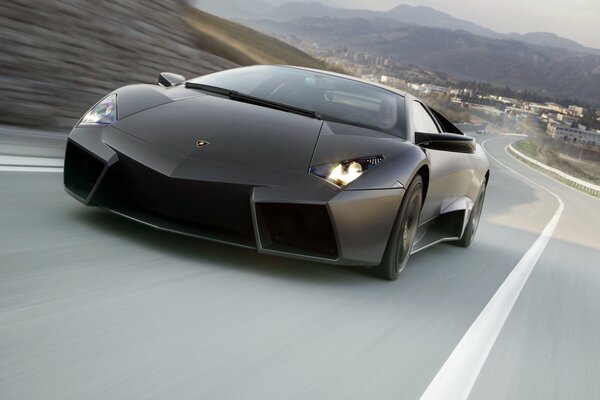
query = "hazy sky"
xmin=335 ymin=0 xmax=600 ymax=48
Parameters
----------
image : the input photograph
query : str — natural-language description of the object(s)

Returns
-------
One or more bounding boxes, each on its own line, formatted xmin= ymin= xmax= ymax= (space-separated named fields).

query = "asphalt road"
xmin=1 ymin=133 xmax=599 ymax=399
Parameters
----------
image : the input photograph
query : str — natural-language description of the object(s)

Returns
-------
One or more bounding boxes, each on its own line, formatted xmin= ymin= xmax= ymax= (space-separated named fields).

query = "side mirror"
xmin=158 ymin=72 xmax=186 ymax=87
xmin=414 ymin=131 xmax=476 ymax=154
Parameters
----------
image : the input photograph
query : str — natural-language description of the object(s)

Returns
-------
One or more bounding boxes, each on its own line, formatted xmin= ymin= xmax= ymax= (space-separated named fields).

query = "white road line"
xmin=0 ymin=155 xmax=63 ymax=167
xmin=0 ymin=155 xmax=64 ymax=173
xmin=419 ymin=137 xmax=564 ymax=400
xmin=0 ymin=166 xmax=63 ymax=173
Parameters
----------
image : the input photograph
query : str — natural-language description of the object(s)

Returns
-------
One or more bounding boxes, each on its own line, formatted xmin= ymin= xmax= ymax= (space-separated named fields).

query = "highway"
xmin=1 ymin=132 xmax=599 ymax=399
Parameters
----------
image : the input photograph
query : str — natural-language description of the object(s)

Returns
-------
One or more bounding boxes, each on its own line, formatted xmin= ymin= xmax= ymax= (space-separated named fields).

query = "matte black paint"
xmin=64 ymin=66 xmax=489 ymax=268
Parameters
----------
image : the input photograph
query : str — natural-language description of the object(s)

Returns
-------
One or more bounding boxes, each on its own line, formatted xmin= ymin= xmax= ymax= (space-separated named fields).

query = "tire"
xmin=372 ymin=175 xmax=423 ymax=281
xmin=456 ymin=182 xmax=487 ymax=248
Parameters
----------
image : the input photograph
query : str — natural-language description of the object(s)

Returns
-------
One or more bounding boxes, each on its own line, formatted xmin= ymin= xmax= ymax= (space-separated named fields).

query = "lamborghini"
xmin=64 ymin=65 xmax=489 ymax=280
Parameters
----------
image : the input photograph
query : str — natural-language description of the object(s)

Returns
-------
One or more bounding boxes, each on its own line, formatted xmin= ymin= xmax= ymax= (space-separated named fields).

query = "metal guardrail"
xmin=508 ymin=144 xmax=600 ymax=198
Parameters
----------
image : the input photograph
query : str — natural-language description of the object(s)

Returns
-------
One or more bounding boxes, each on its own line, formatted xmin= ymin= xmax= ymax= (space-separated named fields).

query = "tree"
xmin=582 ymin=109 xmax=600 ymax=130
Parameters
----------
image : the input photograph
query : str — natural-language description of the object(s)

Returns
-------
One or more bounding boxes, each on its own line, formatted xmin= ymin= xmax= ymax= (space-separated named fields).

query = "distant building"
xmin=380 ymin=75 xmax=397 ymax=85
xmin=428 ymin=85 xmax=450 ymax=94
xmin=568 ymin=105 xmax=585 ymax=118
xmin=545 ymin=102 xmax=569 ymax=115
xmin=497 ymin=96 xmax=520 ymax=105
xmin=456 ymin=123 xmax=488 ymax=134
xmin=468 ymin=104 xmax=503 ymax=116
xmin=405 ymin=83 xmax=449 ymax=95
xmin=360 ymin=74 xmax=378 ymax=83
xmin=529 ymin=102 xmax=569 ymax=115
xmin=556 ymin=113 xmax=579 ymax=126
xmin=505 ymin=107 xmax=539 ymax=122
xmin=547 ymin=121 xmax=600 ymax=146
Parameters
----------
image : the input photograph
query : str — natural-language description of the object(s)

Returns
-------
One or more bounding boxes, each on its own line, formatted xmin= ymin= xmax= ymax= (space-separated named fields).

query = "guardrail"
xmin=508 ymin=144 xmax=600 ymax=198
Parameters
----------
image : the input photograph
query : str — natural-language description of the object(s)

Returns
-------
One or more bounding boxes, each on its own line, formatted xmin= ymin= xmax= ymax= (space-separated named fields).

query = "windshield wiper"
xmin=185 ymin=82 xmax=321 ymax=120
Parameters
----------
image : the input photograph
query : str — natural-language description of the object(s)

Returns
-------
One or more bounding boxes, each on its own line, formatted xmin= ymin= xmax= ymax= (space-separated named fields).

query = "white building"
xmin=547 ymin=122 xmax=600 ymax=146
xmin=568 ymin=105 xmax=585 ymax=118
xmin=556 ymin=113 xmax=579 ymax=125
xmin=380 ymin=75 xmax=397 ymax=85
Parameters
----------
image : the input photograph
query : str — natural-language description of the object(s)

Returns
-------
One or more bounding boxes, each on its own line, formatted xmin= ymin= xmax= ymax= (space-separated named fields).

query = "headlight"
xmin=310 ymin=156 xmax=384 ymax=187
xmin=79 ymin=94 xmax=117 ymax=126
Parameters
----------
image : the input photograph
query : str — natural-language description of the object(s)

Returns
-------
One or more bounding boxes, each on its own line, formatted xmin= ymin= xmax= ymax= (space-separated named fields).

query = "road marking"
xmin=0 ymin=155 xmax=63 ymax=173
xmin=0 ymin=155 xmax=63 ymax=167
xmin=0 ymin=166 xmax=63 ymax=173
xmin=419 ymin=137 xmax=564 ymax=400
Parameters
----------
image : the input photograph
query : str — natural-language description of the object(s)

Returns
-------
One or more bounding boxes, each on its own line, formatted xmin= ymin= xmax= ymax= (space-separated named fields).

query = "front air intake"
xmin=257 ymin=203 xmax=338 ymax=259
xmin=63 ymin=142 xmax=105 ymax=201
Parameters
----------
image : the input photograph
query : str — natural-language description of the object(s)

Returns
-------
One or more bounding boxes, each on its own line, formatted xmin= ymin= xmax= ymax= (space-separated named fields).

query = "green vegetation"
xmin=582 ymin=108 xmax=600 ymax=131
xmin=514 ymin=139 xmax=541 ymax=157
xmin=186 ymin=8 xmax=325 ymax=69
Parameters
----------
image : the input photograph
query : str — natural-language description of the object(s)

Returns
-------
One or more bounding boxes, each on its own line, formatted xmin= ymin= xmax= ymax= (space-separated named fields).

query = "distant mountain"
xmin=262 ymin=3 xmax=497 ymax=36
xmin=244 ymin=16 xmax=600 ymax=106
xmin=261 ymin=1 xmax=501 ymax=37
xmin=263 ymin=2 xmax=370 ymax=20
xmin=248 ymin=1 xmax=598 ymax=54
xmin=385 ymin=5 xmax=499 ymax=38
xmin=505 ymin=32 xmax=598 ymax=54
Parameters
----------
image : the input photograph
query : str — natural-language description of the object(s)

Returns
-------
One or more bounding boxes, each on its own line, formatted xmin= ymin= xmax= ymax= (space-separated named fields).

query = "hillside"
xmin=505 ymin=32 xmax=598 ymax=54
xmin=227 ymin=1 xmax=598 ymax=54
xmin=186 ymin=8 xmax=324 ymax=68
xmin=245 ymin=17 xmax=600 ymax=106
xmin=263 ymin=2 xmax=497 ymax=38
xmin=0 ymin=0 xmax=323 ymax=130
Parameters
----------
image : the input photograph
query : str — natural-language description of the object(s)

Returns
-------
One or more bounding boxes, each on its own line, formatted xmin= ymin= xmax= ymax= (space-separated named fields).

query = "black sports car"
xmin=64 ymin=65 xmax=489 ymax=280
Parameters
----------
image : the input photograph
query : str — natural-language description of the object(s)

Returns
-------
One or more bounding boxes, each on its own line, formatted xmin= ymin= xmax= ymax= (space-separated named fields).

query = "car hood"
xmin=113 ymin=93 xmax=324 ymax=172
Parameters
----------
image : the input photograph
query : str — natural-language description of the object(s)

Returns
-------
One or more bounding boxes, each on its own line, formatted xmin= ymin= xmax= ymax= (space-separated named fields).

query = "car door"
xmin=410 ymin=100 xmax=474 ymax=225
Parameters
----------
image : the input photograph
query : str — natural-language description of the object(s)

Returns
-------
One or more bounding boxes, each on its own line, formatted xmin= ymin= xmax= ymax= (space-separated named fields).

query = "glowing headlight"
xmin=79 ymin=94 xmax=117 ymax=126
xmin=310 ymin=156 xmax=384 ymax=187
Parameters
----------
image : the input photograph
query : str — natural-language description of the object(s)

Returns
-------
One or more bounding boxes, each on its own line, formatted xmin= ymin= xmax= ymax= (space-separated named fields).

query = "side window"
xmin=412 ymin=101 xmax=440 ymax=133
xmin=430 ymin=107 xmax=463 ymax=134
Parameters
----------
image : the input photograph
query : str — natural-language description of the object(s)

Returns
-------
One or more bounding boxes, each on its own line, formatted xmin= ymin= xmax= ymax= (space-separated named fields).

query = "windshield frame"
xmin=187 ymin=65 xmax=407 ymax=139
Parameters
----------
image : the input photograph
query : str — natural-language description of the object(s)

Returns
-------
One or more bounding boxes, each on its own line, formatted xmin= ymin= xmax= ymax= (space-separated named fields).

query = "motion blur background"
xmin=0 ymin=0 xmax=328 ymax=131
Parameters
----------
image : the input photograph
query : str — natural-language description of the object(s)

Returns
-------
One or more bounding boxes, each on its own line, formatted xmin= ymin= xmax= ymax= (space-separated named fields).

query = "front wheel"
xmin=455 ymin=182 xmax=487 ymax=248
xmin=372 ymin=175 xmax=423 ymax=281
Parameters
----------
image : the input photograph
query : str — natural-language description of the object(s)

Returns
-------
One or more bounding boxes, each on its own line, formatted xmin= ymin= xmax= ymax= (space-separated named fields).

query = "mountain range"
xmin=193 ymin=1 xmax=599 ymax=54
xmin=243 ymin=16 xmax=600 ymax=105
xmin=191 ymin=1 xmax=600 ymax=105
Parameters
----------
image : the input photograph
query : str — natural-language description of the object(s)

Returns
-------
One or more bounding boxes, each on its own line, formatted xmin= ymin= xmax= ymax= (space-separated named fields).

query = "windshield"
xmin=188 ymin=66 xmax=406 ymax=137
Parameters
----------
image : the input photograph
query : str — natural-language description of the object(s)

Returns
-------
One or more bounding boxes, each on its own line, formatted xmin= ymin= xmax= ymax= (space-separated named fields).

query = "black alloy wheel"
xmin=373 ymin=175 xmax=423 ymax=281
xmin=456 ymin=182 xmax=487 ymax=248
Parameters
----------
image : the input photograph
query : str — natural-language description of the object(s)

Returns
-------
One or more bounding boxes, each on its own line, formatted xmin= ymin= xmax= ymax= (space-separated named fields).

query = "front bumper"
xmin=64 ymin=126 xmax=405 ymax=267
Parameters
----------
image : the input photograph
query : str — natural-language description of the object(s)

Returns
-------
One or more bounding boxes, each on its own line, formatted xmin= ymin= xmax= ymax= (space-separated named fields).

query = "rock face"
xmin=0 ymin=0 xmax=237 ymax=130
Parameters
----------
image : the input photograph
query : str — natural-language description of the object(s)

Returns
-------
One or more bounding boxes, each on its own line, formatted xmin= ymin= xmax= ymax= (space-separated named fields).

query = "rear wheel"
xmin=372 ymin=175 xmax=423 ymax=281
xmin=456 ymin=182 xmax=487 ymax=248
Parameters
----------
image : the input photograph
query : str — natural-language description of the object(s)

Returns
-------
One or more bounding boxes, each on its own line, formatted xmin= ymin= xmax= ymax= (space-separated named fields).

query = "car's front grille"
xmin=97 ymin=152 xmax=256 ymax=242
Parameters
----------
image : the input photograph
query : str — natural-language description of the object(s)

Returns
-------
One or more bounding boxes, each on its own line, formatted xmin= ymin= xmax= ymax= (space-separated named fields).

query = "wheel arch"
xmin=415 ymin=165 xmax=429 ymax=205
